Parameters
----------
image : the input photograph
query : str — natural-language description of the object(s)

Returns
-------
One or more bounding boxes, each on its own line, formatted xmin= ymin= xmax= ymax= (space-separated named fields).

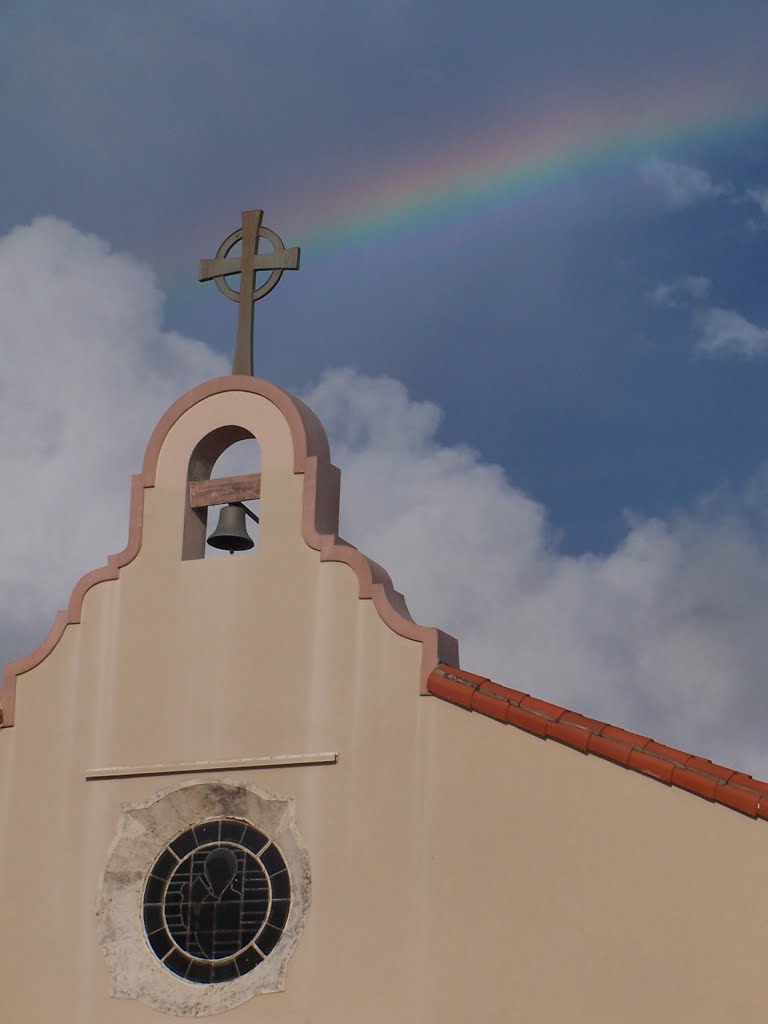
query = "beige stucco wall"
xmin=1 ymin=381 xmax=767 ymax=1022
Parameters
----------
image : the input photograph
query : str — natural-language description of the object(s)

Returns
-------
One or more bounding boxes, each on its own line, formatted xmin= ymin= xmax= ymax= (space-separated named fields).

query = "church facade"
xmin=2 ymin=372 xmax=767 ymax=1021
xmin=3 ymin=203 xmax=768 ymax=1019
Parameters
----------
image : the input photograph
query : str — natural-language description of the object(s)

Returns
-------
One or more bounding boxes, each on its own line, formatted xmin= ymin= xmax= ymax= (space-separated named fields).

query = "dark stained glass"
xmin=143 ymin=872 xmax=165 ymax=906
xmin=260 ymin=843 xmax=285 ymax=876
xmin=235 ymin=945 xmax=263 ymax=975
xmin=151 ymin=847 xmax=178 ymax=880
xmin=142 ymin=903 xmax=164 ymax=936
xmin=142 ymin=819 xmax=291 ymax=984
xmin=268 ymin=898 xmax=290 ymax=931
xmin=269 ymin=868 xmax=291 ymax=902
xmin=220 ymin=820 xmax=247 ymax=845
xmin=211 ymin=958 xmax=240 ymax=982
xmin=241 ymin=827 xmax=269 ymax=857
xmin=148 ymin=926 xmax=173 ymax=960
xmin=169 ymin=828 xmax=198 ymax=860
xmin=193 ymin=821 xmax=221 ymax=846
xmin=185 ymin=960 xmax=213 ymax=984
xmin=255 ymin=923 xmax=283 ymax=957
xmin=164 ymin=949 xmax=191 ymax=977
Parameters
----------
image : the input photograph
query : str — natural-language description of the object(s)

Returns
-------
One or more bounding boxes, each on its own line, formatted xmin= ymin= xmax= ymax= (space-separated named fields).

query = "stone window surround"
xmin=97 ymin=779 xmax=311 ymax=1017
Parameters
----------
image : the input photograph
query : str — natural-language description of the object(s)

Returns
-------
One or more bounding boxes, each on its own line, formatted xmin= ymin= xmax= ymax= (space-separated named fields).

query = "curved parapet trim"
xmin=0 ymin=377 xmax=458 ymax=727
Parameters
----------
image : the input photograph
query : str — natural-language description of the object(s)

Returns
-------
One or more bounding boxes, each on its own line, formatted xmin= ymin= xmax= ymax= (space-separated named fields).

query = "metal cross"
xmin=199 ymin=210 xmax=300 ymax=375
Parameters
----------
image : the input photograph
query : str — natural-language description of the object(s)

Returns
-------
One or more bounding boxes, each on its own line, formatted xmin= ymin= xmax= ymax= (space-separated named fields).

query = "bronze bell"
xmin=207 ymin=502 xmax=255 ymax=553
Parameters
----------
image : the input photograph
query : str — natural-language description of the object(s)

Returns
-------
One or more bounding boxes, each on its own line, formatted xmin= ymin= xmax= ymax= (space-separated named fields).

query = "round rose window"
xmin=142 ymin=818 xmax=291 ymax=984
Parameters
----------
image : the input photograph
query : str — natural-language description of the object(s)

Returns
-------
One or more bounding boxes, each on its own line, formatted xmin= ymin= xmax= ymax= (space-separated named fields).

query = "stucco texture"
xmin=1 ymin=378 xmax=767 ymax=1022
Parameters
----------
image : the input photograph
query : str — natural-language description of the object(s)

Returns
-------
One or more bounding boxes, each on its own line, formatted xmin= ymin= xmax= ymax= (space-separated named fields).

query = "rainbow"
xmin=291 ymin=98 xmax=766 ymax=258
xmin=161 ymin=80 xmax=768 ymax=306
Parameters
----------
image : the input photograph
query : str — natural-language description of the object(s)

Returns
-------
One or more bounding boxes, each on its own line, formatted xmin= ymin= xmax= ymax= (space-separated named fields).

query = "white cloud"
xmin=647 ymin=275 xmax=711 ymax=308
xmin=746 ymin=187 xmax=768 ymax=218
xmin=4 ymin=219 xmax=768 ymax=778
xmin=694 ymin=306 xmax=768 ymax=358
xmin=307 ymin=369 xmax=768 ymax=775
xmin=0 ymin=217 xmax=227 ymax=650
xmin=745 ymin=187 xmax=768 ymax=230
xmin=641 ymin=157 xmax=730 ymax=208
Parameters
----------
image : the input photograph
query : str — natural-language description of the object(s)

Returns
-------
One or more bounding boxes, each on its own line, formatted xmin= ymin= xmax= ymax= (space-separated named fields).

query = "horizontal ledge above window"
xmin=85 ymin=751 xmax=338 ymax=781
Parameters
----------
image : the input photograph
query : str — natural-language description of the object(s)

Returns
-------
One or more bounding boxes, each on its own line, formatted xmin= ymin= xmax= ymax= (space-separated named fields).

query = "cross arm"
xmin=199 ymin=247 xmax=300 ymax=282
xmin=199 ymin=257 xmax=241 ymax=282
xmin=265 ymin=246 xmax=300 ymax=270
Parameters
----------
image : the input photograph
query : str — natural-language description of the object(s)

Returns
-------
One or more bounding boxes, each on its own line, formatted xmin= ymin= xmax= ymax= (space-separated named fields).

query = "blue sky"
xmin=2 ymin=1 xmax=768 ymax=771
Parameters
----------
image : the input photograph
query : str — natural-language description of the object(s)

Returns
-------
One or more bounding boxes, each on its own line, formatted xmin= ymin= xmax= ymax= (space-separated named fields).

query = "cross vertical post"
xmin=233 ymin=210 xmax=263 ymax=376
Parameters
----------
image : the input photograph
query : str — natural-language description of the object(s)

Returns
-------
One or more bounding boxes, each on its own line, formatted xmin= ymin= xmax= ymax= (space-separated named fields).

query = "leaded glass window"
xmin=142 ymin=819 xmax=291 ymax=984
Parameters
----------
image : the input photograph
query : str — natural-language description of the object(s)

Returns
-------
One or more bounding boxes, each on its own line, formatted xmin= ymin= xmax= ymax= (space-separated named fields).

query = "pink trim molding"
xmin=0 ymin=377 xmax=458 ymax=727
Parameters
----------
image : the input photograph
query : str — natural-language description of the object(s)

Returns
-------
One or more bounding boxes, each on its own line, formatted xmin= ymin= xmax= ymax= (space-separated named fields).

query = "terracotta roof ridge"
xmin=427 ymin=664 xmax=768 ymax=821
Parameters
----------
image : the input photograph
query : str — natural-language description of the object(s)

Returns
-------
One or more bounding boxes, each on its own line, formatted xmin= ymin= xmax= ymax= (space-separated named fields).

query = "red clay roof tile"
xmin=642 ymin=741 xmax=694 ymax=767
xmin=714 ymin=785 xmax=760 ymax=817
xmin=471 ymin=686 xmax=510 ymax=723
xmin=627 ymin=749 xmax=675 ymax=785
xmin=428 ymin=671 xmax=478 ymax=710
xmin=670 ymin=766 xmax=719 ymax=802
xmin=506 ymin=704 xmax=548 ymax=738
xmin=599 ymin=725 xmax=651 ymax=750
xmin=586 ymin=733 xmax=633 ymax=767
xmin=519 ymin=695 xmax=564 ymax=721
xmin=545 ymin=719 xmax=591 ymax=753
xmin=683 ymin=757 xmax=737 ymax=784
xmin=733 ymin=773 xmax=768 ymax=797
xmin=727 ymin=771 xmax=759 ymax=789
xmin=427 ymin=664 xmax=768 ymax=821
xmin=558 ymin=710 xmax=607 ymax=733
xmin=444 ymin=666 xmax=489 ymax=688
xmin=480 ymin=679 xmax=529 ymax=704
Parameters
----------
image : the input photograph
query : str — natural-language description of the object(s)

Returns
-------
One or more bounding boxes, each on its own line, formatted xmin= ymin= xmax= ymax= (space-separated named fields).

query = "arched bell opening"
xmin=182 ymin=426 xmax=262 ymax=561
xmin=205 ymin=438 xmax=262 ymax=558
